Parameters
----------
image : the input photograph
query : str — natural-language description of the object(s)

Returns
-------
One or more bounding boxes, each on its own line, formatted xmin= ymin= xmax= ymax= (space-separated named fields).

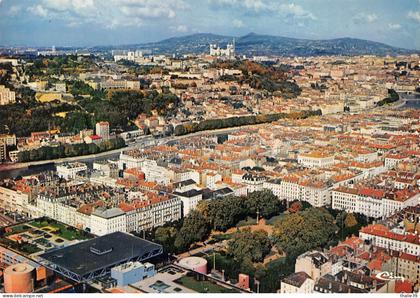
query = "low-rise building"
xmin=295 ymin=251 xmax=332 ymax=281
xmin=56 ymin=162 xmax=88 ymax=180
xmin=298 ymin=152 xmax=335 ymax=168
xmin=279 ymin=272 xmax=314 ymax=293
xmin=0 ymin=134 xmax=16 ymax=146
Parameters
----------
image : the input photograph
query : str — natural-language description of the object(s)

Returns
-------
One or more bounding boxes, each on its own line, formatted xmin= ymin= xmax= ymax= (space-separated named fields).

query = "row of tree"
xmin=174 ymin=110 xmax=322 ymax=136
xmin=17 ymin=137 xmax=125 ymax=162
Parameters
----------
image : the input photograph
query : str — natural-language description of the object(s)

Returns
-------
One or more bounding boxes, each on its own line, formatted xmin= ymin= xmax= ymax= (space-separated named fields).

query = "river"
xmin=0 ymin=153 xmax=120 ymax=180
xmin=399 ymin=91 xmax=420 ymax=109
xmin=403 ymin=100 xmax=420 ymax=109
xmin=0 ymin=124 xmax=246 ymax=180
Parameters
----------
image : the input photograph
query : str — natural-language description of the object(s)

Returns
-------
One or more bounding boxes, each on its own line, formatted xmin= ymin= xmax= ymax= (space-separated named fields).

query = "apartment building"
xmin=0 ymin=142 xmax=6 ymax=162
xmin=173 ymin=189 xmax=203 ymax=216
xmin=298 ymin=152 xmax=335 ymax=168
xmin=295 ymin=251 xmax=332 ymax=281
xmin=121 ymin=196 xmax=182 ymax=232
xmin=56 ymin=162 xmax=88 ymax=180
xmin=332 ymin=187 xmax=419 ymax=218
xmin=279 ymin=272 xmax=314 ymax=294
xmin=0 ymin=134 xmax=17 ymax=146
xmin=263 ymin=178 xmax=331 ymax=207
xmin=0 ymin=185 xmax=30 ymax=215
xmin=383 ymin=252 xmax=420 ymax=286
xmin=359 ymin=224 xmax=419 ymax=256
xmin=90 ymin=207 xmax=127 ymax=236
xmin=96 ymin=121 xmax=110 ymax=140
xmin=0 ymin=85 xmax=15 ymax=105
xmin=385 ymin=154 xmax=410 ymax=169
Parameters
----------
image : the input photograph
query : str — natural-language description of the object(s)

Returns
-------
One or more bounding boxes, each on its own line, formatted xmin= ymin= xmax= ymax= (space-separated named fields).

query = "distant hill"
xmin=100 ymin=32 xmax=419 ymax=57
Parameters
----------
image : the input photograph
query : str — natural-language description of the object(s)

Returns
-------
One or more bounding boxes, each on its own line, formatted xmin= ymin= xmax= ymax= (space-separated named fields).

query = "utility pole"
xmin=254 ymin=279 xmax=260 ymax=293
xmin=256 ymin=209 xmax=259 ymax=224
xmin=213 ymin=249 xmax=216 ymax=271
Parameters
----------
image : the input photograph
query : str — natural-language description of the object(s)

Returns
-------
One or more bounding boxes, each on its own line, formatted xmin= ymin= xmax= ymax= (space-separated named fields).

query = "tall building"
xmin=0 ymin=85 xmax=16 ymax=105
xmin=0 ymin=141 xmax=6 ymax=162
xmin=96 ymin=121 xmax=110 ymax=140
xmin=0 ymin=135 xmax=15 ymax=162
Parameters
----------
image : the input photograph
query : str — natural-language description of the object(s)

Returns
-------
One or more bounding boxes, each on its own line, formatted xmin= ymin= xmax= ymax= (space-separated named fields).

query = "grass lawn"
xmin=236 ymin=216 xmax=257 ymax=227
xmin=29 ymin=220 xmax=50 ymax=228
xmin=4 ymin=224 xmax=31 ymax=236
xmin=266 ymin=214 xmax=286 ymax=225
xmin=58 ymin=227 xmax=90 ymax=241
xmin=51 ymin=223 xmax=91 ymax=241
xmin=211 ymin=233 xmax=233 ymax=242
xmin=204 ymin=252 xmax=239 ymax=281
xmin=20 ymin=243 xmax=42 ymax=255
xmin=29 ymin=219 xmax=91 ymax=241
xmin=266 ymin=256 xmax=286 ymax=267
xmin=175 ymin=276 xmax=239 ymax=293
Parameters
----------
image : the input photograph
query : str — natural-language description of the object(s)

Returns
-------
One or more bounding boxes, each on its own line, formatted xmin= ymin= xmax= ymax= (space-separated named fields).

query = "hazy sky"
xmin=0 ymin=0 xmax=419 ymax=49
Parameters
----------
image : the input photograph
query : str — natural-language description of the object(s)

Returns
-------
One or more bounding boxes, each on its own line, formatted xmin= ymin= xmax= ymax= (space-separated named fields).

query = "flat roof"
xmin=173 ymin=189 xmax=203 ymax=198
xmin=39 ymin=232 xmax=162 ymax=279
xmin=92 ymin=207 xmax=125 ymax=219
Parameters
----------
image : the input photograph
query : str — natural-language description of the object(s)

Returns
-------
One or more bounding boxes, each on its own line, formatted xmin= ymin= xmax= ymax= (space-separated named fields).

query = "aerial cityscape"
xmin=0 ymin=0 xmax=419 ymax=296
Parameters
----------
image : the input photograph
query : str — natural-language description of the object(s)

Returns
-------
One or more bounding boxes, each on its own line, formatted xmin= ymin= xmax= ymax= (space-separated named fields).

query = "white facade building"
xmin=173 ymin=170 xmax=200 ymax=184
xmin=0 ymin=85 xmax=16 ymax=105
xmin=0 ymin=134 xmax=17 ymax=146
xmin=123 ymin=197 xmax=182 ymax=232
xmin=359 ymin=224 xmax=419 ymax=256
xmin=56 ymin=162 xmax=88 ymax=180
xmin=384 ymin=155 xmax=410 ymax=169
xmin=263 ymin=178 xmax=331 ymax=207
xmin=174 ymin=189 xmax=203 ymax=216
xmin=96 ymin=121 xmax=110 ymax=140
xmin=205 ymin=172 xmax=222 ymax=189
xmin=298 ymin=153 xmax=335 ymax=168
xmin=0 ymin=186 xmax=30 ymax=215
xmin=332 ymin=187 xmax=419 ymax=218
xmin=90 ymin=207 xmax=127 ymax=236
xmin=279 ymin=272 xmax=314 ymax=293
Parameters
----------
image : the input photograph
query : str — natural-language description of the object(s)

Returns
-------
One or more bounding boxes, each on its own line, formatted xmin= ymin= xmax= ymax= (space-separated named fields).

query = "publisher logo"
xmin=376 ymin=271 xmax=405 ymax=282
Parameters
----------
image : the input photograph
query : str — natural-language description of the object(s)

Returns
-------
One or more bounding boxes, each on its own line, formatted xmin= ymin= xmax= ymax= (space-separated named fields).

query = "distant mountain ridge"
xmin=100 ymin=32 xmax=419 ymax=57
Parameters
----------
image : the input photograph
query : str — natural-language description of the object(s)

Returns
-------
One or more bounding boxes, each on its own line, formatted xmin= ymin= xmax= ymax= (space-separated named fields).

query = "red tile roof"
xmin=89 ymin=135 xmax=102 ymax=140
xmin=394 ymin=280 xmax=413 ymax=293
xmin=360 ymin=224 xmax=420 ymax=245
